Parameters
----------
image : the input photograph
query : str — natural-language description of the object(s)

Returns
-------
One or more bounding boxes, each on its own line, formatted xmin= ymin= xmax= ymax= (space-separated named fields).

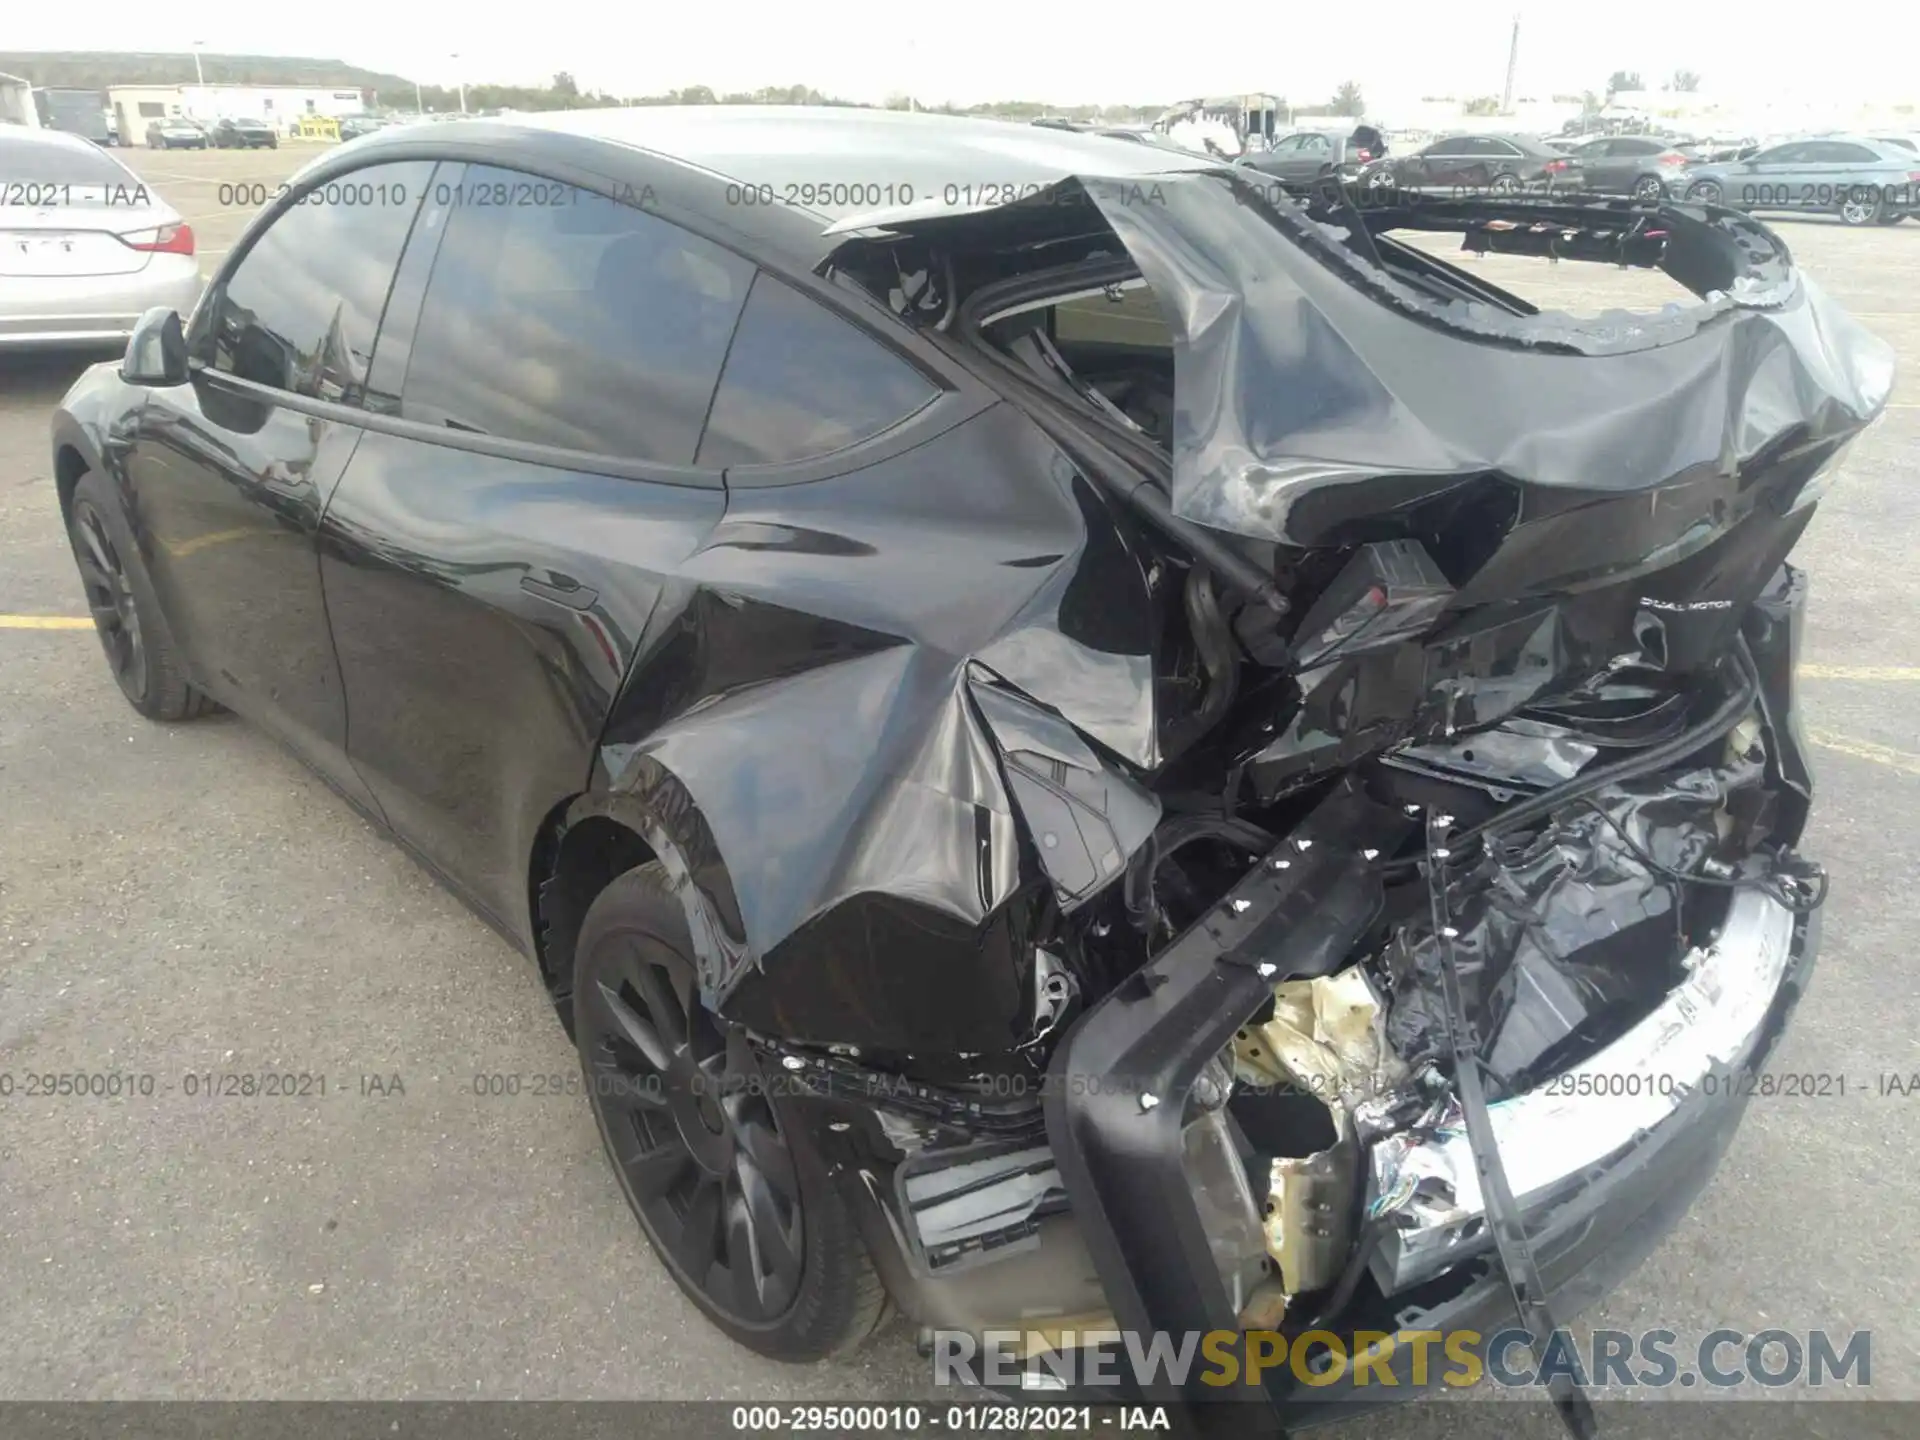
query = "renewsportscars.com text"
xmin=932 ymin=1326 xmax=1872 ymax=1392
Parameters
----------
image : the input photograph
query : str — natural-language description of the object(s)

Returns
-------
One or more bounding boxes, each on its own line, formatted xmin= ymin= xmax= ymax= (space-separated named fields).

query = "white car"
xmin=1 ymin=128 xmax=204 ymax=348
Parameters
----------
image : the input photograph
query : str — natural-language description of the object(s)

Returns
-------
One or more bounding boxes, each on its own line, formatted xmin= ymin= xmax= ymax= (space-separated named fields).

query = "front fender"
xmin=50 ymin=361 xmax=144 ymax=518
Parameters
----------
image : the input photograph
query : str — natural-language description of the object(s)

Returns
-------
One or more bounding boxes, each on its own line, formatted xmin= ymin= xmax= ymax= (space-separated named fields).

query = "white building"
xmin=0 ymin=72 xmax=41 ymax=128
xmin=107 ymin=84 xmax=367 ymax=139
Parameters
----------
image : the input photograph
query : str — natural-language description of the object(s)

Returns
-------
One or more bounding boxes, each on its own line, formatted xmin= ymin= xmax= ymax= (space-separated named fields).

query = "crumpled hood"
xmin=1073 ymin=173 xmax=1895 ymax=548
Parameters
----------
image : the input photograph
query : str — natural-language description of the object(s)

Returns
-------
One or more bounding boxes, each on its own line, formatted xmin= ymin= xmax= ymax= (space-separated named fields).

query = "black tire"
xmin=1632 ymin=175 xmax=1665 ymax=203
xmin=1490 ymin=171 xmax=1521 ymax=195
xmin=572 ymin=863 xmax=885 ymax=1360
xmin=68 ymin=469 xmax=217 ymax=722
xmin=1687 ymin=179 xmax=1724 ymax=206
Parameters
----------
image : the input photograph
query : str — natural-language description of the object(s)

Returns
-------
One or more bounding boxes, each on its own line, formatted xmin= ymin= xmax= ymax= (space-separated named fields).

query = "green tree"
xmin=553 ymin=71 xmax=579 ymax=99
xmin=1330 ymin=80 xmax=1365 ymax=117
xmin=1463 ymin=96 xmax=1501 ymax=116
xmin=1606 ymin=70 xmax=1643 ymax=95
xmin=1669 ymin=69 xmax=1702 ymax=92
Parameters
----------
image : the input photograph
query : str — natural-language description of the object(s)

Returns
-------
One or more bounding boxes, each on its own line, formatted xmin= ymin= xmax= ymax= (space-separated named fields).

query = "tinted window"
xmin=1484 ymin=138 xmax=1524 ymax=157
xmin=1815 ymin=143 xmax=1879 ymax=163
xmin=697 ymin=275 xmax=938 ymax=469
xmin=1619 ymin=138 xmax=1663 ymax=156
xmin=203 ymin=161 xmax=431 ymax=403
xmin=1297 ymin=133 xmax=1331 ymax=152
xmin=401 ymin=164 xmax=752 ymax=465
xmin=1756 ymin=144 xmax=1810 ymax=164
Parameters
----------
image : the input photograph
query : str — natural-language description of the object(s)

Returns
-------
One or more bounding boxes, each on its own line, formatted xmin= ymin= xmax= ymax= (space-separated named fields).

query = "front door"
xmin=121 ymin=159 xmax=433 ymax=809
xmin=317 ymin=164 xmax=750 ymax=929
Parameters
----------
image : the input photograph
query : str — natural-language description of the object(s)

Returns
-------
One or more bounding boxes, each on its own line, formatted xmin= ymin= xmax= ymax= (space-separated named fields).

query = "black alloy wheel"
xmin=71 ymin=498 xmax=147 ymax=706
xmin=1632 ymin=175 xmax=1665 ymax=203
xmin=579 ymin=910 xmax=805 ymax=1326
xmin=1689 ymin=179 xmax=1725 ymax=205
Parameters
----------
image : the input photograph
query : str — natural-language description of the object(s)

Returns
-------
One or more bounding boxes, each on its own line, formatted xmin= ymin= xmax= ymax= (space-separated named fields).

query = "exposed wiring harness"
xmin=1382 ymin=637 xmax=1765 ymax=881
xmin=1577 ymin=798 xmax=1828 ymax=916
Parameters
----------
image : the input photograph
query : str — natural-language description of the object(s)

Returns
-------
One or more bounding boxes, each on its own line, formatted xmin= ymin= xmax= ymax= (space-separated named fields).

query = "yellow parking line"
xmin=1808 ymin=729 xmax=1920 ymax=778
xmin=1800 ymin=665 xmax=1920 ymax=680
xmin=162 ymin=526 xmax=255 ymax=559
xmin=0 ymin=615 xmax=94 ymax=630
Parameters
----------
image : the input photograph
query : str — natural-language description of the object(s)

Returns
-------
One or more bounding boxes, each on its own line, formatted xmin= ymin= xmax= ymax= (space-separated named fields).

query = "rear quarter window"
xmin=696 ymin=274 xmax=938 ymax=469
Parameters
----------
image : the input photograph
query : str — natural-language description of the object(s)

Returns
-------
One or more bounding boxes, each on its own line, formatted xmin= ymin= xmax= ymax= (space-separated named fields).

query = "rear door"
xmin=119 ymin=158 xmax=433 ymax=811
xmin=1421 ymin=137 xmax=1485 ymax=190
xmin=1588 ymin=138 xmax=1641 ymax=193
xmin=1572 ymin=139 xmax=1619 ymax=191
xmin=1281 ymin=132 xmax=1335 ymax=185
xmin=1738 ymin=141 xmax=1815 ymax=209
xmin=316 ymin=163 xmax=747 ymax=931
xmin=1245 ymin=133 xmax=1306 ymax=180
xmin=1397 ymin=139 xmax=1443 ymax=189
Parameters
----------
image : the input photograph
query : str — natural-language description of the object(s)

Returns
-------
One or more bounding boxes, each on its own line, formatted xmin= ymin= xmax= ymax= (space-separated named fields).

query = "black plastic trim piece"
xmin=1043 ymin=781 xmax=1412 ymax=1421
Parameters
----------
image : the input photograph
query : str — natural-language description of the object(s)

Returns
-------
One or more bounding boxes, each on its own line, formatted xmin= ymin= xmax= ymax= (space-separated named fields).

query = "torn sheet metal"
xmin=1388 ymin=716 xmax=1599 ymax=793
xmin=1383 ymin=752 xmax=1769 ymax=1089
xmin=1235 ymin=967 xmax=1408 ymax=1109
xmin=593 ymin=409 xmax=1170 ymax=1011
xmin=969 ymin=676 xmax=1163 ymax=912
xmin=1234 ymin=969 xmax=1407 ymax=1295
xmin=1266 ymin=1145 xmax=1354 ymax=1297
xmin=1081 ymin=172 xmax=1894 ymax=549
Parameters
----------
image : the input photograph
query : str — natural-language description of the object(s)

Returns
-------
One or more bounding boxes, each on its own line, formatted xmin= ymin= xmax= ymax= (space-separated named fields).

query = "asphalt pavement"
xmin=1 ymin=143 xmax=1916 ymax=1428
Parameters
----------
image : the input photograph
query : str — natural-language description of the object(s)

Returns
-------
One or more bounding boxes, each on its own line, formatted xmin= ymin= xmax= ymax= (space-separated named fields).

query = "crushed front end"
xmin=730 ymin=173 xmax=1890 ymax=1430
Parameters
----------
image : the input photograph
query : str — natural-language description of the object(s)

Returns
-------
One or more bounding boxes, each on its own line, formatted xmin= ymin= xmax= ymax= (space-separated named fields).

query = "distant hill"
xmin=0 ymin=52 xmax=1166 ymax=121
xmin=0 ymin=51 xmax=412 ymax=94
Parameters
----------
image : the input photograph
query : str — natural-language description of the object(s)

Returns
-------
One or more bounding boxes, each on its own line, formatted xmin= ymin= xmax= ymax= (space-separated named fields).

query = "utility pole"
xmin=192 ymin=41 xmax=205 ymax=86
xmin=1501 ymin=15 xmax=1519 ymax=114
xmin=414 ymin=79 xmax=422 ymax=114
xmin=451 ymin=54 xmax=466 ymax=114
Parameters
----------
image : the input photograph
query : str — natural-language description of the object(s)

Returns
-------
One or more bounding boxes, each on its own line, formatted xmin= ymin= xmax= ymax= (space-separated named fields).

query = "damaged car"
xmin=51 ymin=108 xmax=1891 ymax=1428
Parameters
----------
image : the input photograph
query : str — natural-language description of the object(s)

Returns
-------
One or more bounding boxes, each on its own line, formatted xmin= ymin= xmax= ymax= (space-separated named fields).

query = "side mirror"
xmin=121 ymin=307 xmax=189 ymax=387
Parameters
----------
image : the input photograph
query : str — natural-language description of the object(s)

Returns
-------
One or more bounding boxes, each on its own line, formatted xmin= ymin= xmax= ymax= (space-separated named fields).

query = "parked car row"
xmin=1679 ymin=136 xmax=1918 ymax=225
xmin=1234 ymin=122 xmax=1919 ymax=227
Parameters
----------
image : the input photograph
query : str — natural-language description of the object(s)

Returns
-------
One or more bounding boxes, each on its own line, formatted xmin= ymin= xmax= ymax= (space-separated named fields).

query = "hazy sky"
xmin=10 ymin=3 xmax=1919 ymax=109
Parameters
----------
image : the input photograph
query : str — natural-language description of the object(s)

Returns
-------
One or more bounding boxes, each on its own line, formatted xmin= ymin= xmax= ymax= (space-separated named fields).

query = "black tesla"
xmin=53 ymin=106 xmax=1887 ymax=1426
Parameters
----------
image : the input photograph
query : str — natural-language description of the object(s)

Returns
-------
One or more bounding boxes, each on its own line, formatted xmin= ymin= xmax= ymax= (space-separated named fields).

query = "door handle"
xmin=521 ymin=573 xmax=599 ymax=611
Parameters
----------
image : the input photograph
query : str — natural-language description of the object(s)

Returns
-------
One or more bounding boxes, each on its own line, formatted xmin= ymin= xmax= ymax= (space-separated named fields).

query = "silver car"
xmin=1682 ymin=135 xmax=1918 ymax=225
xmin=1 ymin=129 xmax=204 ymax=348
